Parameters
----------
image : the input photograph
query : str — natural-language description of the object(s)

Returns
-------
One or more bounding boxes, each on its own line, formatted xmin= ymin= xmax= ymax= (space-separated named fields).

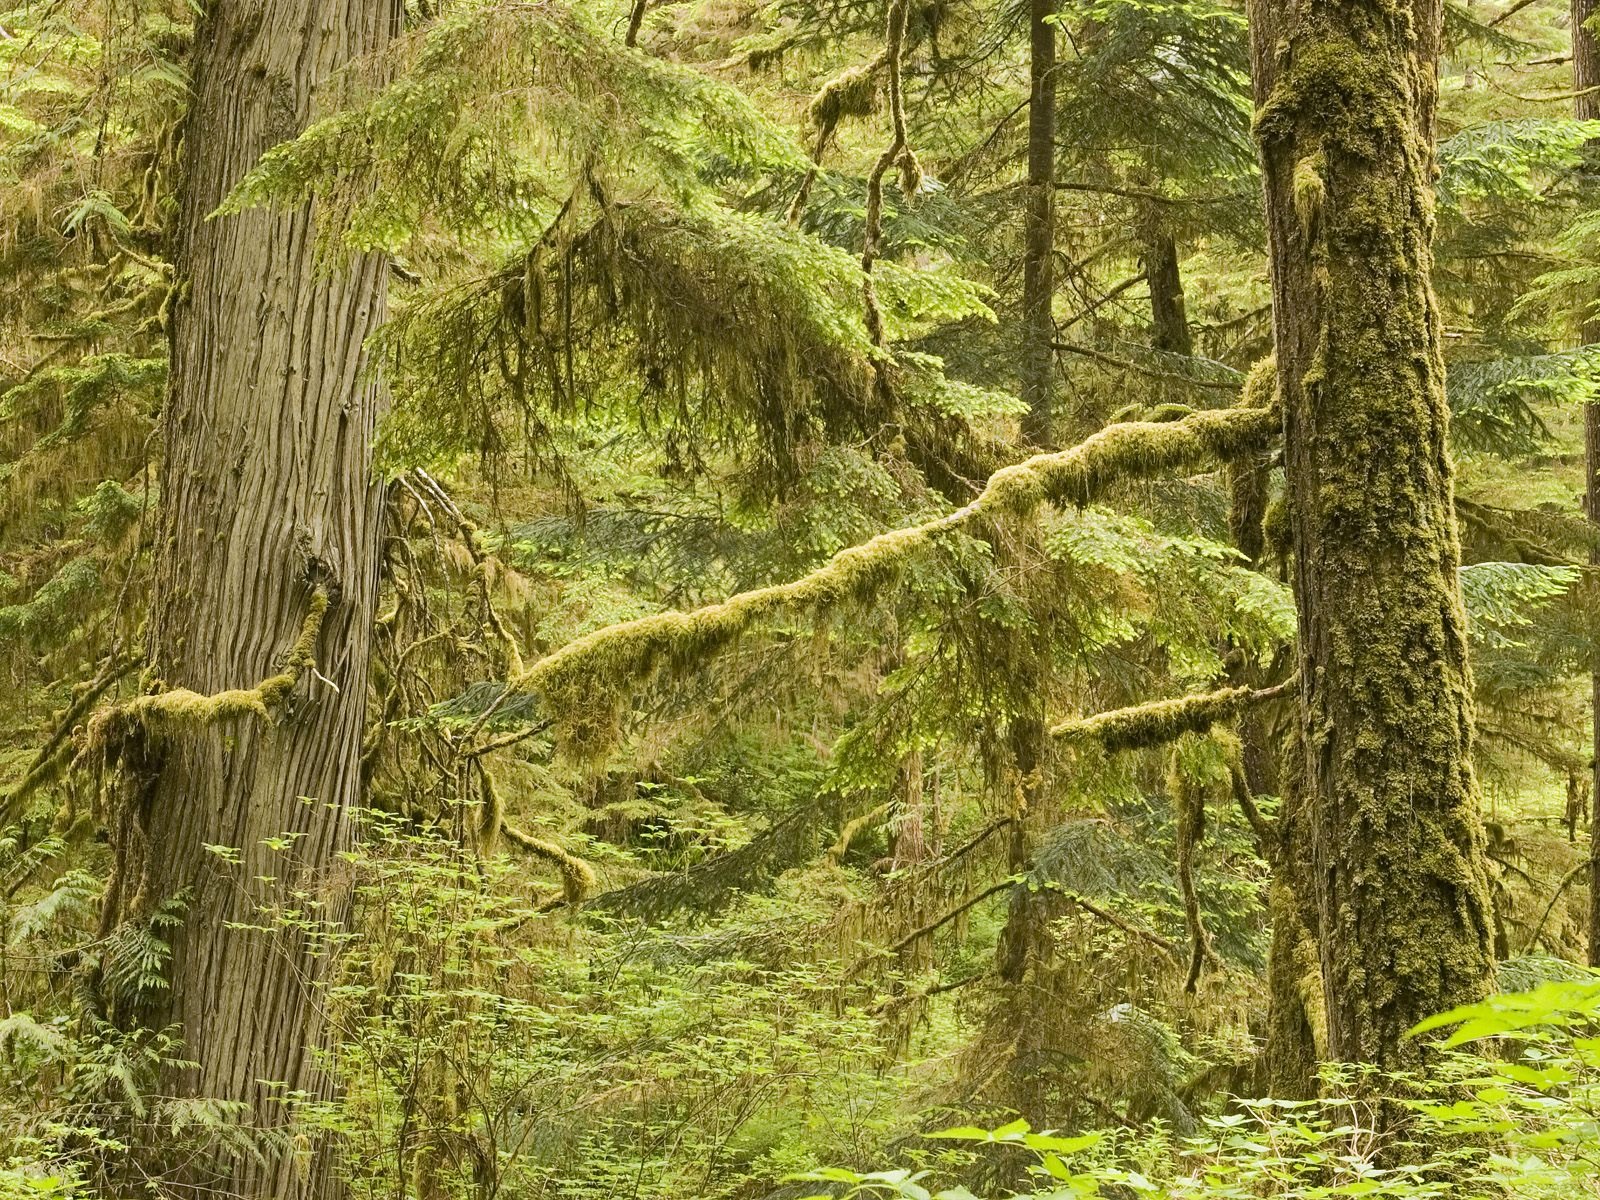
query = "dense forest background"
xmin=8 ymin=0 xmax=1600 ymax=1196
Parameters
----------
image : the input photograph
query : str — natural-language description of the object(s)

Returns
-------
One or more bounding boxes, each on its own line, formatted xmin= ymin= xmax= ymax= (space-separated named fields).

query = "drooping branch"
xmin=1050 ymin=678 xmax=1294 ymax=753
xmin=861 ymin=0 xmax=920 ymax=350
xmin=479 ymin=404 xmax=1278 ymax=755
xmin=1170 ymin=753 xmax=1221 ymax=992
xmin=1 ymin=652 xmax=140 ymax=825
xmin=1038 ymin=882 xmax=1182 ymax=958
xmin=885 ymin=878 xmax=1017 ymax=956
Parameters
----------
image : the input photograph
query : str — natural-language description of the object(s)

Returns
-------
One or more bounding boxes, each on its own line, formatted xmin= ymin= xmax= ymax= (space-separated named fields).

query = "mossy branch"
xmin=1050 ymin=678 xmax=1294 ymax=753
xmin=1 ymin=653 xmax=140 ymax=825
xmin=500 ymin=822 xmax=597 ymax=902
xmin=85 ymin=590 xmax=330 ymax=757
xmin=489 ymin=404 xmax=1278 ymax=756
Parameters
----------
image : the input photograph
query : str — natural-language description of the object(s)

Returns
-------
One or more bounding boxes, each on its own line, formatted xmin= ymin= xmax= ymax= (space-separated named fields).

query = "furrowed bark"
xmin=1249 ymin=0 xmax=1495 ymax=1073
xmin=109 ymin=1 xmax=399 ymax=1194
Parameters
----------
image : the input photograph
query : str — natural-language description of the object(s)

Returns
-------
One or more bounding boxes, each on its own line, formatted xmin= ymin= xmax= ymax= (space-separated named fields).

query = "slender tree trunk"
xmin=1020 ymin=0 xmax=1057 ymax=444
xmin=1226 ymin=366 xmax=1319 ymax=1095
xmin=1575 ymin=0 xmax=1600 ymax=969
xmin=110 ymin=1 xmax=397 ymax=1194
xmin=1144 ymin=214 xmax=1193 ymax=357
xmin=1248 ymin=0 xmax=1495 ymax=1070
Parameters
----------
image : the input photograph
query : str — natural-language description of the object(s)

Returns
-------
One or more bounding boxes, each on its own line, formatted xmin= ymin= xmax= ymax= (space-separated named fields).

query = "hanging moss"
xmin=499 ymin=404 xmax=1277 ymax=758
xmin=807 ymin=53 xmax=886 ymax=127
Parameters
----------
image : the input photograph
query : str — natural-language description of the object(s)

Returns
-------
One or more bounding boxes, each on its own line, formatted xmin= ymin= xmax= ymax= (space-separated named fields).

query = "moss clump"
xmin=1050 ymin=680 xmax=1290 ymax=753
xmin=85 ymin=590 xmax=329 ymax=758
xmin=807 ymin=54 xmax=885 ymax=127
xmin=504 ymin=404 xmax=1278 ymax=758
xmin=1291 ymin=150 xmax=1326 ymax=234
xmin=1240 ymin=355 xmax=1277 ymax=411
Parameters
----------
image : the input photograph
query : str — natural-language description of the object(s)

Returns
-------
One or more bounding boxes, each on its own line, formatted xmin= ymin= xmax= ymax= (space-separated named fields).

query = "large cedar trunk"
xmin=111 ymin=1 xmax=397 ymax=1194
xmin=1248 ymin=0 xmax=1494 ymax=1069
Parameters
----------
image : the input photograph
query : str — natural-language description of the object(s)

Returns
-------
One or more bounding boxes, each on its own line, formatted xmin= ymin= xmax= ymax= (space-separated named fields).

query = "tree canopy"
xmin=6 ymin=0 xmax=1600 ymax=1196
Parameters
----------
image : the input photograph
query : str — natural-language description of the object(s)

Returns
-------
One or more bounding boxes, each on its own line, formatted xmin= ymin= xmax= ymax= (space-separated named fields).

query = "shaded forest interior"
xmin=10 ymin=0 xmax=1600 ymax=1196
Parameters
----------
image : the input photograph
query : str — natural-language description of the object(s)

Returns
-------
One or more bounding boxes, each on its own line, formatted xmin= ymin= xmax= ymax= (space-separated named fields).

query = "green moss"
xmin=509 ymin=404 xmax=1279 ymax=759
xmin=807 ymin=54 xmax=885 ymax=127
xmin=1292 ymin=151 xmax=1326 ymax=233
xmin=500 ymin=821 xmax=596 ymax=902
xmin=86 ymin=590 xmax=329 ymax=756
xmin=1050 ymin=680 xmax=1291 ymax=753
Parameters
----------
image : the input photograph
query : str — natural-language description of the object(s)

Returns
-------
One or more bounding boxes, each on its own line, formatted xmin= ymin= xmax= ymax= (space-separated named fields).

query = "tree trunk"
xmin=111 ymin=1 xmax=397 ymax=1194
xmin=1248 ymin=0 xmax=1495 ymax=1070
xmin=1574 ymin=0 xmax=1600 ymax=970
xmin=1144 ymin=215 xmax=1193 ymax=357
xmin=1020 ymin=0 xmax=1057 ymax=444
xmin=1225 ymin=368 xmax=1319 ymax=1094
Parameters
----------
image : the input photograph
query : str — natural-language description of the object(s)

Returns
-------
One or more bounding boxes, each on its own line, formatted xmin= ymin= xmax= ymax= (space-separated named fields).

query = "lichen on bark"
xmin=1249 ymin=0 xmax=1495 ymax=1074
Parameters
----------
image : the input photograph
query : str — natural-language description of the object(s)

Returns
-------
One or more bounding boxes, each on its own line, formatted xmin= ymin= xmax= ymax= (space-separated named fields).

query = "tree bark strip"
xmin=113 ymin=1 xmax=399 ymax=1194
xmin=1020 ymin=0 xmax=1058 ymax=444
xmin=1575 ymin=0 xmax=1600 ymax=970
xmin=1248 ymin=0 xmax=1495 ymax=1070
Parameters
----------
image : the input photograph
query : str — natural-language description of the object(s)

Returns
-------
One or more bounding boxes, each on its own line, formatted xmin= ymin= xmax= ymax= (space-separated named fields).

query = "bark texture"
xmin=1248 ymin=0 xmax=1495 ymax=1069
xmin=113 ymin=1 xmax=398 ymax=1194
xmin=1020 ymin=0 xmax=1057 ymax=444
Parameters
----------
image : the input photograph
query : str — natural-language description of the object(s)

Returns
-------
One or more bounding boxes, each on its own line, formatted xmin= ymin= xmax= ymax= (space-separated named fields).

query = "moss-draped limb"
xmin=84 ymin=590 xmax=329 ymax=757
xmin=491 ymin=404 xmax=1278 ymax=756
xmin=786 ymin=51 xmax=887 ymax=224
xmin=1 ymin=652 xmax=140 ymax=825
xmin=1049 ymin=679 xmax=1293 ymax=752
xmin=499 ymin=821 xmax=596 ymax=902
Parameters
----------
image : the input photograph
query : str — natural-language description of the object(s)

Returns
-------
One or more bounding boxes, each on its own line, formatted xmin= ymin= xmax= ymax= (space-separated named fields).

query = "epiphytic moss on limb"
xmin=482 ymin=402 xmax=1279 ymax=760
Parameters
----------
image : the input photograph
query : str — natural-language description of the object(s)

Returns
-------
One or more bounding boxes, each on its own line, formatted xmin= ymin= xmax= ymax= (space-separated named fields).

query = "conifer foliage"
xmin=3 ymin=0 xmax=1600 ymax=1197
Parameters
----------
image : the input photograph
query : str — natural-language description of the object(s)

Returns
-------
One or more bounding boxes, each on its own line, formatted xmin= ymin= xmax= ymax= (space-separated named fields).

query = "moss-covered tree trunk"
xmin=112 ymin=1 xmax=397 ymax=1194
xmin=1248 ymin=0 xmax=1495 ymax=1069
xmin=1574 ymin=0 xmax=1600 ymax=970
xmin=1020 ymin=0 xmax=1057 ymax=443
